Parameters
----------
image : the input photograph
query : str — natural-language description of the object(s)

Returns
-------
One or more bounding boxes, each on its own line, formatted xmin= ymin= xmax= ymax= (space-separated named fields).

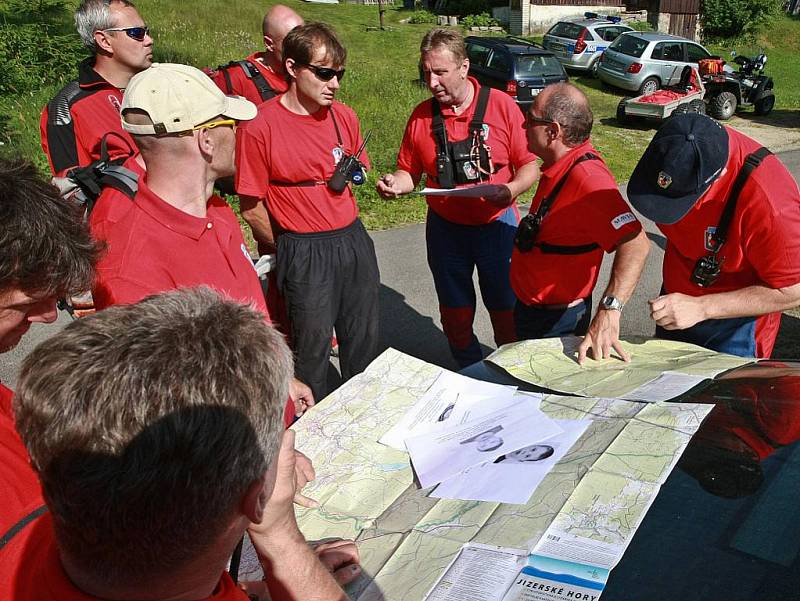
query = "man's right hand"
xmin=376 ymin=173 xmax=404 ymax=199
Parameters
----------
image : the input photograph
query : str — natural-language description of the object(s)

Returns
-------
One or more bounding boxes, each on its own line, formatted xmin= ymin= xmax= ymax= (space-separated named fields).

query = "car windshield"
xmin=610 ymin=34 xmax=649 ymax=58
xmin=515 ymin=54 xmax=564 ymax=77
xmin=547 ymin=22 xmax=585 ymax=40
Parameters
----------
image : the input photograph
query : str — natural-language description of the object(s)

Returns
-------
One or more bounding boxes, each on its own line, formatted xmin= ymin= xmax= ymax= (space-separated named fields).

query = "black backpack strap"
xmin=329 ymin=107 xmax=344 ymax=148
xmin=709 ymin=147 xmax=772 ymax=252
xmin=0 ymin=505 xmax=48 ymax=551
xmin=430 ymin=99 xmax=449 ymax=158
xmin=237 ymin=60 xmax=277 ymax=102
xmin=538 ymin=241 xmax=601 ymax=254
xmin=221 ymin=64 xmax=234 ymax=95
xmin=468 ymin=84 xmax=491 ymax=136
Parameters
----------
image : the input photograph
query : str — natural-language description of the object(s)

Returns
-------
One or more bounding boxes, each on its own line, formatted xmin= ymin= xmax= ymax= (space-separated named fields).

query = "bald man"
xmin=207 ymin=4 xmax=304 ymax=104
xmin=510 ymin=83 xmax=650 ymax=363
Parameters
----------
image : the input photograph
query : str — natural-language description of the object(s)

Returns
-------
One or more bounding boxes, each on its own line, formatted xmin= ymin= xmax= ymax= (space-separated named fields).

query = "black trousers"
xmin=276 ymin=219 xmax=380 ymax=402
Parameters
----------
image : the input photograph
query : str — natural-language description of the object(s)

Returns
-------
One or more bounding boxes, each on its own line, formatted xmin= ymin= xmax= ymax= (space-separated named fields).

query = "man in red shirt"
xmin=511 ymin=83 xmax=650 ymax=364
xmin=0 ymin=157 xmax=100 ymax=575
xmin=236 ymin=23 xmax=380 ymax=402
xmin=40 ymin=0 xmax=153 ymax=176
xmin=91 ymin=62 xmax=314 ymax=422
xmin=377 ymin=29 xmax=539 ymax=368
xmin=208 ymin=4 xmax=303 ymax=104
xmin=5 ymin=289 xmax=356 ymax=601
xmin=628 ymin=114 xmax=800 ymax=357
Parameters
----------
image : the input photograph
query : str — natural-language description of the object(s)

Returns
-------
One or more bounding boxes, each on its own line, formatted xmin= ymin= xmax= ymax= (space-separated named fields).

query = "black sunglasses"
xmin=103 ymin=26 xmax=150 ymax=42
xmin=300 ymin=63 xmax=345 ymax=82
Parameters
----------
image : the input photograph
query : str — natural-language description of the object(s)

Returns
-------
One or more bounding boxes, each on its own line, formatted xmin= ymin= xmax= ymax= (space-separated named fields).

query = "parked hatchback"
xmin=598 ymin=31 xmax=712 ymax=95
xmin=542 ymin=14 xmax=633 ymax=76
xmin=465 ymin=36 xmax=569 ymax=111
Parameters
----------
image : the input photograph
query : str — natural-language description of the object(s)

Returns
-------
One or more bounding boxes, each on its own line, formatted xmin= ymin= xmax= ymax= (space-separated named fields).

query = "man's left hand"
xmin=577 ymin=309 xmax=629 ymax=365
xmin=649 ymin=293 xmax=707 ymax=330
xmin=313 ymin=539 xmax=361 ymax=586
xmin=289 ymin=378 xmax=315 ymax=417
xmin=293 ymin=450 xmax=318 ymax=508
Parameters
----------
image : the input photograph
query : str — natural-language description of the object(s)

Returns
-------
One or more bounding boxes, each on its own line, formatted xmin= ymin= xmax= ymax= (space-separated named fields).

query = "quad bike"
xmin=701 ymin=52 xmax=775 ymax=121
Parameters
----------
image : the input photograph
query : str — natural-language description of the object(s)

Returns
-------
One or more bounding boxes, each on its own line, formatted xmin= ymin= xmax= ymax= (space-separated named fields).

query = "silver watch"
xmin=600 ymin=295 xmax=624 ymax=311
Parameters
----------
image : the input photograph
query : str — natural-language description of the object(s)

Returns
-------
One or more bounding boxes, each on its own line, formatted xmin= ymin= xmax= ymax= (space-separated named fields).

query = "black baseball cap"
xmin=627 ymin=114 xmax=729 ymax=225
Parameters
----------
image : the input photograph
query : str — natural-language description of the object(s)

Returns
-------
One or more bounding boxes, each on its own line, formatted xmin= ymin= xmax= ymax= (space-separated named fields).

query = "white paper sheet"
xmin=622 ymin=371 xmax=707 ymax=402
xmin=420 ymin=183 xmax=506 ymax=198
xmin=406 ymin=399 xmax=563 ymax=488
xmin=380 ymin=370 xmax=520 ymax=450
xmin=431 ymin=419 xmax=591 ymax=504
xmin=424 ymin=543 xmax=527 ymax=601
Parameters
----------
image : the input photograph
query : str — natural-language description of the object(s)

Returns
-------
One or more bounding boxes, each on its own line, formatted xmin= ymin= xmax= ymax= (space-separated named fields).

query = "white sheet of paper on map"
xmin=380 ymin=370 xmax=520 ymax=451
xmin=622 ymin=371 xmax=707 ymax=402
xmin=282 ymin=348 xmax=718 ymax=601
xmin=420 ymin=183 xmax=505 ymax=198
xmin=431 ymin=419 xmax=591 ymax=504
xmin=487 ymin=336 xmax=750 ymax=398
xmin=405 ymin=400 xmax=564 ymax=488
xmin=423 ymin=543 xmax=527 ymax=601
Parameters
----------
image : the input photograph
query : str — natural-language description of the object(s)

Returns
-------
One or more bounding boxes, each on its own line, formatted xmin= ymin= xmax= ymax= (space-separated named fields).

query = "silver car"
xmin=598 ymin=31 xmax=712 ymax=95
xmin=542 ymin=16 xmax=633 ymax=77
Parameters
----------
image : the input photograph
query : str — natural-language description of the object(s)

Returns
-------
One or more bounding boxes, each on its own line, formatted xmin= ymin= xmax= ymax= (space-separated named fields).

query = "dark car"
xmin=465 ymin=36 xmax=569 ymax=111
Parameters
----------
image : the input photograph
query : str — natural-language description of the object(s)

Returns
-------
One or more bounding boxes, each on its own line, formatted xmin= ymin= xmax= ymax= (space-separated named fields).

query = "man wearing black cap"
xmin=628 ymin=113 xmax=800 ymax=358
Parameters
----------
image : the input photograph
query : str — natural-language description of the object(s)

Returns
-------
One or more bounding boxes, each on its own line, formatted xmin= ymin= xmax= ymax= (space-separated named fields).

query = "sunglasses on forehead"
xmin=300 ymin=63 xmax=346 ymax=82
xmin=103 ymin=25 xmax=150 ymax=41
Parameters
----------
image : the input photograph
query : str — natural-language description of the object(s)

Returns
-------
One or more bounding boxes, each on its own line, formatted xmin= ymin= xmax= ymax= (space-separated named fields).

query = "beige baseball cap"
xmin=121 ymin=63 xmax=257 ymax=135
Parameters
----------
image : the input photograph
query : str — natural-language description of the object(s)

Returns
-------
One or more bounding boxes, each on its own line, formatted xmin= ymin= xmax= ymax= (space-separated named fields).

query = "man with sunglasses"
xmin=511 ymin=83 xmax=649 ymax=364
xmin=377 ymin=28 xmax=539 ymax=368
xmin=40 ymin=0 xmax=153 ymax=176
xmin=236 ymin=23 xmax=380 ymax=404
xmin=208 ymin=4 xmax=304 ymax=105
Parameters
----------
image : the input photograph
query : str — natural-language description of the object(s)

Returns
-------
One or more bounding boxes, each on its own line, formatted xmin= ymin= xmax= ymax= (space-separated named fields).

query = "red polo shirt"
xmin=511 ymin=140 xmax=642 ymax=305
xmin=209 ymin=52 xmax=289 ymax=105
xmin=1 ymin=511 xmax=246 ymax=601
xmin=396 ymin=77 xmax=537 ymax=225
xmin=40 ymin=58 xmax=138 ymax=176
xmin=0 ymin=383 xmax=44 ymax=538
xmin=89 ymin=155 xmax=147 ymax=244
xmin=659 ymin=127 xmax=800 ymax=357
xmin=235 ymin=98 xmax=368 ymax=233
xmin=91 ymin=179 xmax=268 ymax=318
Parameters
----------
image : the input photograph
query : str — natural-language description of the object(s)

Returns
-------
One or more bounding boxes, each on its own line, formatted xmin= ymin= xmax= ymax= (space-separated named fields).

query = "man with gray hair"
xmin=2 ymin=288 xmax=354 ymax=600
xmin=511 ymin=82 xmax=650 ymax=363
xmin=208 ymin=4 xmax=304 ymax=105
xmin=40 ymin=0 xmax=153 ymax=175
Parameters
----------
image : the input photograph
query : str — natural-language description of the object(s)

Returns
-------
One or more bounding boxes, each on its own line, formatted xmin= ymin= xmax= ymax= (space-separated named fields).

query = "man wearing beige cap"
xmin=90 ymin=63 xmax=315 ymax=424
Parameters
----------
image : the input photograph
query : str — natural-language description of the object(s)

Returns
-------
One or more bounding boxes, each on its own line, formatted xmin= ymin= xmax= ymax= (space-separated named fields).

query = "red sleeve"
xmin=235 ymin=122 xmax=270 ymax=199
xmin=574 ymin=168 xmax=642 ymax=253
xmin=396 ymin=108 xmax=426 ymax=183
xmin=742 ymin=167 xmax=800 ymax=289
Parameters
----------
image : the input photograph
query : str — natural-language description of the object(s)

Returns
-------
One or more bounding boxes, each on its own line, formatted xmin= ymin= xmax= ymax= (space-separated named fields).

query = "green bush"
xmin=407 ymin=9 xmax=438 ymax=24
xmin=461 ymin=12 xmax=500 ymax=28
xmin=0 ymin=23 xmax=87 ymax=95
xmin=701 ymin=0 xmax=782 ymax=40
xmin=446 ymin=0 xmax=492 ymax=18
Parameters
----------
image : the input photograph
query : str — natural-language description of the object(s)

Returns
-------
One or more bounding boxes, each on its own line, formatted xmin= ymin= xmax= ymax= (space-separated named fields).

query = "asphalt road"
xmin=2 ymin=149 xmax=799 ymax=387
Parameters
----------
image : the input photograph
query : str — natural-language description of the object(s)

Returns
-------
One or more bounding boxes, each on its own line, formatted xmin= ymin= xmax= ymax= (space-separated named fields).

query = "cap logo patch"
xmin=657 ymin=171 xmax=672 ymax=189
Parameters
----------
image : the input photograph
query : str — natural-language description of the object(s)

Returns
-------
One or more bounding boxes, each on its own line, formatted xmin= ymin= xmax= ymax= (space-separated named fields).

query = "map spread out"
xmin=486 ymin=336 xmax=750 ymax=398
xmin=291 ymin=344 xmax=723 ymax=600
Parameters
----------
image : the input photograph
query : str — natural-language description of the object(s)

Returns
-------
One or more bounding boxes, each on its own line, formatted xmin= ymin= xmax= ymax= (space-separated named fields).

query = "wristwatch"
xmin=600 ymin=295 xmax=624 ymax=311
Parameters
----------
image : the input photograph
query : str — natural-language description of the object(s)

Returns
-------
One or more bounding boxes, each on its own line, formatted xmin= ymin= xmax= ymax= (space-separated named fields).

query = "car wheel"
xmin=709 ymin=91 xmax=737 ymax=120
xmin=671 ymin=103 xmax=689 ymax=117
xmin=754 ymin=91 xmax=775 ymax=116
xmin=637 ymin=76 xmax=659 ymax=96
xmin=688 ymin=99 xmax=706 ymax=115
xmin=589 ymin=59 xmax=600 ymax=78
xmin=616 ymin=98 xmax=629 ymax=124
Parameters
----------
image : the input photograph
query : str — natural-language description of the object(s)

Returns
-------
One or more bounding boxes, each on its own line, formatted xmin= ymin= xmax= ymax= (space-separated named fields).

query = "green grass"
xmin=2 ymin=3 xmax=799 ymax=229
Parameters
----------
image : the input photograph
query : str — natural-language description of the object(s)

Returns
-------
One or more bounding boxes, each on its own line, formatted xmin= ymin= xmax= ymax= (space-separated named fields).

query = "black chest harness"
xmin=217 ymin=59 xmax=277 ymax=102
xmin=515 ymin=153 xmax=602 ymax=254
xmin=431 ymin=85 xmax=495 ymax=189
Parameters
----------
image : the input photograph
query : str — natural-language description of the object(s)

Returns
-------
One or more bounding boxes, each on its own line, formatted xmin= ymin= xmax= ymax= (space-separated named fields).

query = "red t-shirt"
xmin=0 ymin=383 xmax=44 ymax=538
xmin=235 ymin=98 xmax=369 ymax=233
xmin=0 ymin=512 xmax=246 ymax=601
xmin=89 ymin=155 xmax=147 ymax=244
xmin=659 ymin=127 xmax=800 ymax=357
xmin=511 ymin=141 xmax=642 ymax=304
xmin=91 ymin=179 xmax=268 ymax=318
xmin=396 ymin=77 xmax=537 ymax=225
xmin=209 ymin=52 xmax=289 ymax=105
xmin=40 ymin=58 xmax=138 ymax=176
